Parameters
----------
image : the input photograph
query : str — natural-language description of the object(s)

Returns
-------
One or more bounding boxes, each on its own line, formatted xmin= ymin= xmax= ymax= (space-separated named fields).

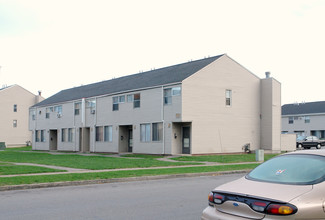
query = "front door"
xmin=128 ymin=129 xmax=133 ymax=152
xmin=49 ymin=130 xmax=58 ymax=151
xmin=182 ymin=126 xmax=190 ymax=154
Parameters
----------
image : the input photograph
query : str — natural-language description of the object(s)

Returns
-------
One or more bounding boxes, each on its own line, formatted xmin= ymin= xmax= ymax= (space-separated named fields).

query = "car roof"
xmin=284 ymin=149 xmax=325 ymax=157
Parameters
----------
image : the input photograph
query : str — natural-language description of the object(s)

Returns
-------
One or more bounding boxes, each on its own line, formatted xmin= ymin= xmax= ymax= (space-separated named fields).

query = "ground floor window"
xmin=96 ymin=125 xmax=113 ymax=142
xmin=104 ymin=126 xmax=113 ymax=142
xmin=62 ymin=128 xmax=74 ymax=142
xmin=311 ymin=130 xmax=325 ymax=139
xmin=35 ymin=130 xmax=45 ymax=142
xmin=140 ymin=123 xmax=151 ymax=142
xmin=152 ymin=122 xmax=163 ymax=141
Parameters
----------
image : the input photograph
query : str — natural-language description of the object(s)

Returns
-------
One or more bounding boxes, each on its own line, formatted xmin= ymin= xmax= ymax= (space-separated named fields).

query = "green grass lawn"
xmin=171 ymin=153 xmax=279 ymax=163
xmin=0 ymin=163 xmax=258 ymax=186
xmin=4 ymin=146 xmax=33 ymax=151
xmin=0 ymin=164 xmax=65 ymax=175
xmin=0 ymin=151 xmax=201 ymax=170
xmin=0 ymin=147 xmax=279 ymax=187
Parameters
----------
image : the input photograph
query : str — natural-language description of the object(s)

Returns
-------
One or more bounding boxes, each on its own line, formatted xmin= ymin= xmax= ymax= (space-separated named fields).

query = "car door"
xmin=305 ymin=136 xmax=314 ymax=147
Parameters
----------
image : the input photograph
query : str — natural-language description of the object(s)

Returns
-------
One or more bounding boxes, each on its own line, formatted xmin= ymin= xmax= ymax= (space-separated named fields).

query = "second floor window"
xmin=305 ymin=116 xmax=310 ymax=123
xmin=226 ymin=90 xmax=232 ymax=106
xmin=13 ymin=104 xmax=17 ymax=112
xmin=54 ymin=105 xmax=62 ymax=117
xmin=113 ymin=97 xmax=119 ymax=111
xmin=289 ymin=117 xmax=294 ymax=124
xmin=133 ymin=93 xmax=140 ymax=108
xmin=74 ymin=102 xmax=81 ymax=115
xmin=164 ymin=87 xmax=181 ymax=105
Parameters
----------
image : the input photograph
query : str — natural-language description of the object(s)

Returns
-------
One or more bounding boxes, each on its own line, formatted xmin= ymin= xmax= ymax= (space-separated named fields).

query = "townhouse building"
xmin=282 ymin=101 xmax=325 ymax=139
xmin=0 ymin=85 xmax=44 ymax=146
xmin=29 ymin=54 xmax=281 ymax=154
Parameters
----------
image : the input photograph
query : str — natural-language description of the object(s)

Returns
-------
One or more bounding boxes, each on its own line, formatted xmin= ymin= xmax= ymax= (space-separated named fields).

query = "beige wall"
xmin=182 ymin=55 xmax=262 ymax=154
xmin=260 ymin=78 xmax=281 ymax=152
xmin=281 ymin=134 xmax=296 ymax=151
xmin=0 ymin=85 xmax=42 ymax=146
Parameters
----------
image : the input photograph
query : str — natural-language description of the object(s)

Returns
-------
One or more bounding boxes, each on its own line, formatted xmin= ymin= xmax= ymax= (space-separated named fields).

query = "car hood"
xmin=215 ymin=176 xmax=313 ymax=202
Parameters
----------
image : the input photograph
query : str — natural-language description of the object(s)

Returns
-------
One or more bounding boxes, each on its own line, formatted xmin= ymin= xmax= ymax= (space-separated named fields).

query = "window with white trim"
xmin=164 ymin=87 xmax=181 ymax=105
xmin=226 ymin=90 xmax=232 ymax=106
xmin=152 ymin=122 xmax=163 ymax=141
xmin=140 ymin=124 xmax=150 ymax=142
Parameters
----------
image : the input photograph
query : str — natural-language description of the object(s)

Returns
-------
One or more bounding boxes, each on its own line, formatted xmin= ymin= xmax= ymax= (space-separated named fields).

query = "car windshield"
xmin=296 ymin=136 xmax=306 ymax=141
xmin=246 ymin=154 xmax=325 ymax=185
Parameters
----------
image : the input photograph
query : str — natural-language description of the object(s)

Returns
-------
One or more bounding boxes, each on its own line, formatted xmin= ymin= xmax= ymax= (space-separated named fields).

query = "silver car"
xmin=202 ymin=150 xmax=325 ymax=219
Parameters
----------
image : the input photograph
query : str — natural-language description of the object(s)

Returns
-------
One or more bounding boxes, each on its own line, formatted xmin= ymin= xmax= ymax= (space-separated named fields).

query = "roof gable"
xmin=282 ymin=101 xmax=325 ymax=115
xmin=33 ymin=55 xmax=223 ymax=107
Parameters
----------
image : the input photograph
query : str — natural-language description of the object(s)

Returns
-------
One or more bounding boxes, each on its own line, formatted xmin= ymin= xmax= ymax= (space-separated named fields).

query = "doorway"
xmin=119 ymin=125 xmax=133 ymax=153
xmin=49 ymin=130 xmax=58 ymax=151
xmin=79 ymin=127 xmax=90 ymax=152
xmin=182 ymin=126 xmax=191 ymax=154
xmin=128 ymin=128 xmax=133 ymax=152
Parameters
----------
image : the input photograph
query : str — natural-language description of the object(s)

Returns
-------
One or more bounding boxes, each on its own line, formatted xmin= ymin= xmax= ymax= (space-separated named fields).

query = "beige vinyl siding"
xmin=182 ymin=55 xmax=261 ymax=154
xmin=0 ymin=85 xmax=43 ymax=146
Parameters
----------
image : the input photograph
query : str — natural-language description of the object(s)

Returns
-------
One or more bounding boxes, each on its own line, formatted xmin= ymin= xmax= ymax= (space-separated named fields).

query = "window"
xmin=96 ymin=126 xmax=104 ymax=141
xmin=13 ymin=120 xmax=17 ymax=128
xmin=172 ymin=87 xmax=181 ymax=96
xmin=226 ymin=90 xmax=232 ymax=106
xmin=62 ymin=129 xmax=67 ymax=142
xmin=46 ymin=107 xmax=51 ymax=119
xmin=61 ymin=128 xmax=74 ymax=142
xmin=36 ymin=131 xmax=40 ymax=142
xmin=54 ymin=105 xmax=62 ymax=117
xmin=305 ymin=116 xmax=310 ymax=123
xmin=36 ymin=130 xmax=45 ymax=142
xmin=113 ymin=97 xmax=119 ymax=111
xmin=164 ymin=87 xmax=181 ymax=104
xmin=119 ymin=95 xmax=125 ymax=103
xmin=152 ymin=122 xmax=163 ymax=141
xmin=127 ymin=94 xmax=133 ymax=103
xmin=31 ymin=110 xmax=36 ymax=120
xmin=247 ymin=154 xmax=325 ymax=185
xmin=13 ymin=104 xmax=17 ymax=112
xmin=140 ymin=124 xmax=150 ymax=142
xmin=289 ymin=117 xmax=294 ymax=124
xmin=104 ymin=126 xmax=113 ymax=142
xmin=134 ymin=93 xmax=140 ymax=108
xmin=164 ymin=89 xmax=172 ymax=105
xmin=86 ymin=99 xmax=96 ymax=112
xmin=75 ymin=102 xmax=81 ymax=115
xmin=96 ymin=126 xmax=112 ymax=142
xmin=68 ymin=128 xmax=74 ymax=142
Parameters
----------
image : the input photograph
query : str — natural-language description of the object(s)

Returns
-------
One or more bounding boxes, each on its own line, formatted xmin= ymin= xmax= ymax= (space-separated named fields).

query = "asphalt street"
xmin=0 ymin=173 xmax=244 ymax=220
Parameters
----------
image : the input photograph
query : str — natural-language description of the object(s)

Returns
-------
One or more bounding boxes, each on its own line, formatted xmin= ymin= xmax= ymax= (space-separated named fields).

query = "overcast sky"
xmin=0 ymin=0 xmax=324 ymax=105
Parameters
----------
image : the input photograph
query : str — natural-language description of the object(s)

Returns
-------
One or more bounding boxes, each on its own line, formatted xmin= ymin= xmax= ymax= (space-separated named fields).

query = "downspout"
xmin=81 ymin=98 xmax=86 ymax=152
xmin=94 ymin=97 xmax=97 ymax=153
xmin=81 ymin=98 xmax=86 ymax=127
xmin=161 ymin=86 xmax=165 ymax=155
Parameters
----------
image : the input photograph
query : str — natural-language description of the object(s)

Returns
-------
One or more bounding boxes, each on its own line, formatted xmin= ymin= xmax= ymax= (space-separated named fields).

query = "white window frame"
xmin=140 ymin=123 xmax=151 ymax=142
xmin=226 ymin=89 xmax=232 ymax=106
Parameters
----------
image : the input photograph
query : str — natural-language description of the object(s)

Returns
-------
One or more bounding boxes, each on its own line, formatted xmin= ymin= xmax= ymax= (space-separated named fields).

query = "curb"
xmin=0 ymin=170 xmax=249 ymax=192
